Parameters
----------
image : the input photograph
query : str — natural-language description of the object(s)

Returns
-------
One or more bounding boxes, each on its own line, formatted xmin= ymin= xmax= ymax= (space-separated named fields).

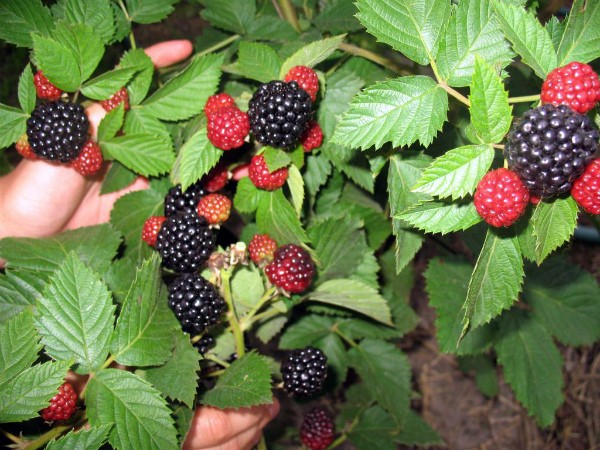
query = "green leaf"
xmin=413 ymin=145 xmax=495 ymax=199
xmin=532 ymin=197 xmax=578 ymax=265
xmin=495 ymin=311 xmax=563 ymax=427
xmin=332 ymin=76 xmax=448 ymax=150
xmin=202 ymin=351 xmax=273 ymax=409
xmin=424 ymin=257 xmax=494 ymax=355
xmin=172 ymin=405 xmax=194 ymax=448
xmin=399 ymin=200 xmax=482 ymax=235
xmin=0 ymin=310 xmax=41 ymax=387
xmin=0 ymin=104 xmax=27 ymax=149
xmin=396 ymin=410 xmax=444 ymax=446
xmin=18 ymin=64 xmax=35 ymax=114
xmin=256 ymin=190 xmax=309 ymax=245
xmin=119 ymin=49 xmax=154 ymax=105
xmin=86 ymin=369 xmax=178 ymax=450
xmin=101 ymin=134 xmax=174 ymax=177
xmin=314 ymin=0 xmax=361 ymax=34
xmin=318 ymin=70 xmax=364 ymax=139
xmin=279 ymin=35 xmax=345 ymax=77
xmin=0 ymin=360 xmax=70 ymax=423
xmin=109 ymin=189 xmax=163 ymax=262
xmin=171 ymin=127 xmax=222 ymax=191
xmin=81 ymin=67 xmax=137 ymax=100
xmin=125 ymin=0 xmax=179 ymax=24
xmin=97 ymin=103 xmax=125 ymax=142
xmin=557 ymin=0 xmax=600 ymax=65
xmin=279 ymin=315 xmax=334 ymax=349
xmin=459 ymin=355 xmax=499 ymax=398
xmin=111 ymin=255 xmax=180 ymax=366
xmin=59 ymin=0 xmax=115 ymax=44
xmin=347 ymin=339 xmax=411 ymax=425
xmin=31 ymin=32 xmax=79 ymax=91
xmin=0 ymin=224 xmax=122 ymax=278
xmin=321 ymin=144 xmax=374 ymax=193
xmin=491 ymin=0 xmax=557 ymax=79
xmin=355 ymin=0 xmax=451 ymax=65
xmin=0 ymin=0 xmax=54 ymax=48
xmin=246 ymin=14 xmax=297 ymax=41
xmin=462 ymin=228 xmax=524 ymax=332
xmin=144 ymin=332 xmax=200 ymax=408
xmin=237 ymin=41 xmax=282 ymax=83
xmin=546 ymin=16 xmax=566 ymax=52
xmin=469 ymin=57 xmax=512 ymax=144
xmin=36 ymin=253 xmax=114 ymax=374
xmin=200 ymin=0 xmax=256 ymax=34
xmin=526 ymin=258 xmax=600 ymax=346
xmin=142 ymin=53 xmax=223 ymax=121
xmin=46 ymin=425 xmax=113 ymax=450
xmin=123 ymin=107 xmax=171 ymax=142
xmin=311 ymin=279 xmax=392 ymax=325
xmin=437 ymin=0 xmax=513 ymax=87
xmin=0 ymin=271 xmax=45 ymax=323
xmin=262 ymin=147 xmax=291 ymax=172
xmin=231 ymin=264 xmax=265 ymax=318
xmin=233 ymin=177 xmax=267 ymax=214
xmin=287 ymin=165 xmax=304 ymax=217
xmin=348 ymin=405 xmax=399 ymax=450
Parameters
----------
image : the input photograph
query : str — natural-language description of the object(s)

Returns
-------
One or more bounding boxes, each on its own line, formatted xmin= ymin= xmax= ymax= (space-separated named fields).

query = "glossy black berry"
xmin=248 ymin=80 xmax=313 ymax=149
xmin=504 ymin=104 xmax=599 ymax=197
xmin=281 ymin=346 xmax=327 ymax=399
xmin=164 ymin=182 xmax=208 ymax=217
xmin=193 ymin=335 xmax=215 ymax=355
xmin=168 ymin=274 xmax=225 ymax=335
xmin=155 ymin=212 xmax=215 ymax=273
xmin=26 ymin=101 xmax=89 ymax=163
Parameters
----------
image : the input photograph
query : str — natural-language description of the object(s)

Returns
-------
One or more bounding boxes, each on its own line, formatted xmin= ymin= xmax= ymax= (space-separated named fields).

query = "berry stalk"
xmin=508 ymin=94 xmax=541 ymax=104
xmin=240 ymin=286 xmax=278 ymax=330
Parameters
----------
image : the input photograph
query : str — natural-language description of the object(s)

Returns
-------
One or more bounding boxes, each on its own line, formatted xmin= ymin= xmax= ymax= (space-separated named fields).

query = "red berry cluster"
xmin=541 ymin=62 xmax=600 ymax=114
xmin=70 ymin=140 xmax=104 ymax=176
xmin=101 ymin=87 xmax=130 ymax=112
xmin=572 ymin=159 xmax=600 ymax=215
xmin=474 ymin=168 xmax=530 ymax=227
xmin=248 ymin=154 xmax=289 ymax=191
xmin=204 ymin=163 xmax=229 ymax=192
xmin=300 ymin=121 xmax=323 ymax=152
xmin=142 ymin=216 xmax=167 ymax=247
xmin=300 ymin=407 xmax=335 ymax=450
xmin=40 ymin=382 xmax=77 ymax=421
xmin=197 ymin=193 xmax=232 ymax=225
xmin=248 ymin=234 xmax=278 ymax=265
xmin=34 ymin=71 xmax=62 ymax=101
xmin=265 ymin=244 xmax=315 ymax=293
xmin=205 ymin=93 xmax=250 ymax=151
xmin=16 ymin=134 xmax=36 ymax=160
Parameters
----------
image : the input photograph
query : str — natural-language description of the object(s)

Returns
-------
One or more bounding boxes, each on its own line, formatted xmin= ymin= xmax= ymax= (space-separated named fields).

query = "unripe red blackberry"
xmin=541 ymin=62 xmax=600 ymax=114
xmin=155 ymin=213 xmax=216 ymax=273
xmin=504 ymin=104 xmax=599 ymax=197
xmin=40 ymin=382 xmax=77 ymax=421
xmin=248 ymin=234 xmax=277 ymax=265
xmin=70 ymin=140 xmax=103 ymax=176
xmin=284 ymin=66 xmax=319 ymax=102
xmin=474 ymin=168 xmax=530 ymax=227
xmin=142 ymin=215 xmax=167 ymax=247
xmin=207 ymin=106 xmax=250 ymax=151
xmin=281 ymin=346 xmax=328 ymax=399
xmin=34 ymin=71 xmax=62 ymax=101
xmin=204 ymin=93 xmax=236 ymax=117
xmin=15 ymin=133 xmax=36 ymax=160
xmin=203 ymin=163 xmax=229 ymax=192
xmin=248 ymin=154 xmax=288 ymax=191
xmin=27 ymin=101 xmax=89 ymax=163
xmin=168 ymin=274 xmax=226 ymax=335
xmin=300 ymin=121 xmax=323 ymax=152
xmin=197 ymin=193 xmax=232 ymax=225
xmin=248 ymin=80 xmax=313 ymax=149
xmin=100 ymin=87 xmax=130 ymax=112
xmin=300 ymin=407 xmax=335 ymax=450
xmin=571 ymin=159 xmax=600 ymax=214
xmin=265 ymin=244 xmax=315 ymax=293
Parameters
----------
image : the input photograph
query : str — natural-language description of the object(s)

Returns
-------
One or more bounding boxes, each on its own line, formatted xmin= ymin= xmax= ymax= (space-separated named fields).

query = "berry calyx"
xmin=34 ymin=71 xmax=62 ymax=101
xmin=100 ymin=87 xmax=130 ymax=112
xmin=248 ymin=234 xmax=277 ymax=265
xmin=300 ymin=407 xmax=335 ymax=450
xmin=15 ymin=133 xmax=36 ymax=160
xmin=207 ymin=106 xmax=250 ymax=151
xmin=204 ymin=163 xmax=229 ymax=192
xmin=70 ymin=140 xmax=103 ymax=176
xmin=27 ymin=101 xmax=89 ymax=163
xmin=40 ymin=382 xmax=77 ymax=421
xmin=571 ymin=159 xmax=600 ymax=214
xmin=197 ymin=193 xmax=232 ymax=225
xmin=265 ymin=244 xmax=315 ymax=293
xmin=142 ymin=215 xmax=167 ymax=247
xmin=541 ymin=62 xmax=600 ymax=114
xmin=284 ymin=66 xmax=319 ymax=102
xmin=474 ymin=168 xmax=530 ymax=227
xmin=300 ymin=121 xmax=323 ymax=152
xmin=281 ymin=346 xmax=328 ymax=399
xmin=248 ymin=80 xmax=313 ymax=149
xmin=204 ymin=93 xmax=236 ymax=117
xmin=248 ymin=154 xmax=289 ymax=191
xmin=504 ymin=104 xmax=599 ymax=197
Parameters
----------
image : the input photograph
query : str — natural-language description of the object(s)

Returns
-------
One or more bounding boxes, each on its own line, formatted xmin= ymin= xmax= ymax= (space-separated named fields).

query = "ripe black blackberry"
xmin=193 ymin=335 xmax=215 ymax=355
xmin=504 ymin=104 xmax=599 ymax=197
xmin=164 ymin=182 xmax=208 ymax=217
xmin=248 ymin=80 xmax=313 ymax=149
xmin=155 ymin=212 xmax=216 ymax=273
xmin=168 ymin=274 xmax=225 ymax=335
xmin=26 ymin=101 xmax=89 ymax=163
xmin=281 ymin=346 xmax=328 ymax=399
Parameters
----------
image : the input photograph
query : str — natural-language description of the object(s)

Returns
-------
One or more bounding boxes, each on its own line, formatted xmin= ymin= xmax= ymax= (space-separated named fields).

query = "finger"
xmin=144 ymin=40 xmax=193 ymax=69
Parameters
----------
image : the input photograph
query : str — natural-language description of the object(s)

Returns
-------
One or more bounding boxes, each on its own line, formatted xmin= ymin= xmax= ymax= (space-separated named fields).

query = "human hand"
xmin=0 ymin=40 xmax=193 ymax=241
xmin=182 ymin=400 xmax=280 ymax=450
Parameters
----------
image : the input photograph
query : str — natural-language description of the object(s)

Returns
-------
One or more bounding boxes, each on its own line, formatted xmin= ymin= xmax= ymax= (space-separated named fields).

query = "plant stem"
xmin=338 ymin=42 xmax=412 ymax=75
xmin=25 ymin=425 xmax=71 ymax=450
xmin=116 ymin=0 xmax=137 ymax=49
xmin=197 ymin=34 xmax=241 ymax=58
xmin=493 ymin=144 xmax=504 ymax=150
xmin=221 ymin=267 xmax=245 ymax=358
xmin=206 ymin=354 xmax=231 ymax=368
xmin=243 ymin=308 xmax=282 ymax=331
xmin=508 ymin=94 xmax=540 ymax=104
xmin=1 ymin=429 xmax=22 ymax=444
xmin=241 ymin=286 xmax=277 ymax=329
xmin=327 ymin=433 xmax=348 ymax=449
xmin=276 ymin=0 xmax=301 ymax=32
xmin=332 ymin=326 xmax=358 ymax=348
xmin=430 ymin=58 xmax=471 ymax=107
xmin=100 ymin=354 xmax=116 ymax=370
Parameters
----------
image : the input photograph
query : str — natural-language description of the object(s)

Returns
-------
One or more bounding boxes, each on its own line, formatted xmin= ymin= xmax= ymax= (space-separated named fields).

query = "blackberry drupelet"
xmin=155 ymin=212 xmax=216 ymax=273
xmin=193 ymin=335 xmax=216 ymax=355
xmin=248 ymin=80 xmax=313 ymax=149
xmin=504 ymin=104 xmax=599 ymax=197
xmin=281 ymin=346 xmax=327 ymax=399
xmin=300 ymin=407 xmax=335 ymax=450
xmin=164 ymin=181 xmax=208 ymax=216
xmin=27 ymin=101 xmax=89 ymax=163
xmin=168 ymin=274 xmax=225 ymax=335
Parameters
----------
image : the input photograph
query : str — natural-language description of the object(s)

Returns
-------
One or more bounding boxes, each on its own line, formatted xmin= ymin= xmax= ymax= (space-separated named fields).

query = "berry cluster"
xmin=248 ymin=234 xmax=278 ymax=266
xmin=101 ymin=87 xmax=130 ymax=112
xmin=265 ymin=244 xmax=315 ymax=293
xmin=300 ymin=407 xmax=335 ymax=450
xmin=205 ymin=93 xmax=250 ymax=151
xmin=541 ymin=62 xmax=600 ymax=114
xmin=474 ymin=168 xmax=530 ymax=227
xmin=281 ymin=346 xmax=328 ymax=398
xmin=40 ymin=382 xmax=77 ymax=421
